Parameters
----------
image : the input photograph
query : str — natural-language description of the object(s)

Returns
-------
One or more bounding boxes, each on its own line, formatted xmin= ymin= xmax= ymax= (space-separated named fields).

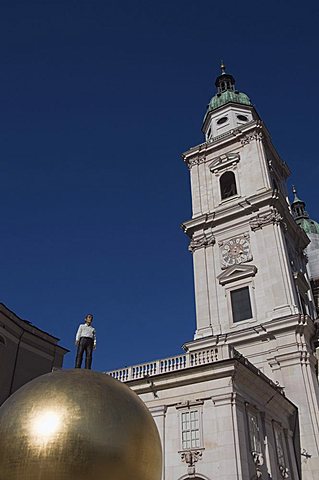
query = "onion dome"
xmin=206 ymin=62 xmax=251 ymax=113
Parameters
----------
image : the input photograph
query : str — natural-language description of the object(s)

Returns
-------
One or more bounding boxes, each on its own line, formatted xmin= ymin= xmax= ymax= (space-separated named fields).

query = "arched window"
xmin=220 ymin=171 xmax=237 ymax=200
xmin=178 ymin=475 xmax=211 ymax=480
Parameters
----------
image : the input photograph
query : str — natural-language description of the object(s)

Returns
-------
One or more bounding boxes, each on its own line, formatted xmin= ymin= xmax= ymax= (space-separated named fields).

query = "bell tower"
xmin=183 ymin=63 xmax=315 ymax=339
xmin=182 ymin=64 xmax=319 ymax=478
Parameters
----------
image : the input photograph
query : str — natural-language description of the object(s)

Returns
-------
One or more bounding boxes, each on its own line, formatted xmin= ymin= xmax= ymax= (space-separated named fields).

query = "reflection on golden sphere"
xmin=0 ymin=369 xmax=162 ymax=480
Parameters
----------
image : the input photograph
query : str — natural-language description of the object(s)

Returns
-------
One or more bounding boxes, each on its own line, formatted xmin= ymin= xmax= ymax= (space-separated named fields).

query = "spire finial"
xmin=292 ymin=185 xmax=302 ymax=203
xmin=292 ymin=185 xmax=300 ymax=203
xmin=220 ymin=60 xmax=226 ymax=75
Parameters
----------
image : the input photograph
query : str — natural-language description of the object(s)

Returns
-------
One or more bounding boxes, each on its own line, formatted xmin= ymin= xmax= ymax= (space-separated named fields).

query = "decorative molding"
xmin=249 ymin=211 xmax=286 ymax=231
xmin=189 ymin=232 xmax=215 ymax=252
xmin=180 ymin=449 xmax=203 ymax=476
xmin=207 ymin=127 xmax=242 ymax=144
xmin=209 ymin=152 xmax=240 ymax=175
xmin=176 ymin=399 xmax=204 ymax=410
xmin=241 ymin=131 xmax=263 ymax=145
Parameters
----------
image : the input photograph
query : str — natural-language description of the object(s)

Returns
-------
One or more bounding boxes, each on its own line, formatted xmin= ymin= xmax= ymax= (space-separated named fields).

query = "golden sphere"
xmin=0 ymin=369 xmax=162 ymax=480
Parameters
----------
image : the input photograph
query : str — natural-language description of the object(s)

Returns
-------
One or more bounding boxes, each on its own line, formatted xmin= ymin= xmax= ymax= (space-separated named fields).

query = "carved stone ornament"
xmin=252 ymin=451 xmax=264 ymax=479
xmin=279 ymin=465 xmax=289 ymax=478
xmin=249 ymin=211 xmax=285 ymax=231
xmin=209 ymin=152 xmax=240 ymax=175
xmin=241 ymin=131 xmax=263 ymax=145
xmin=189 ymin=233 xmax=215 ymax=252
xmin=219 ymin=234 xmax=252 ymax=269
xmin=187 ymin=154 xmax=206 ymax=169
xmin=181 ymin=450 xmax=202 ymax=476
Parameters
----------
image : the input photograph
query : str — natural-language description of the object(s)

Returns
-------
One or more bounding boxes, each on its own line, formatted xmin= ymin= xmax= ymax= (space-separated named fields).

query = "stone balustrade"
xmin=105 ymin=344 xmax=234 ymax=382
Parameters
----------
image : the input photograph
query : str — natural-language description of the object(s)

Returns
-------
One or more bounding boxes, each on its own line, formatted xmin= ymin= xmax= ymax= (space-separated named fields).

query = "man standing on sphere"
xmin=75 ymin=314 xmax=96 ymax=369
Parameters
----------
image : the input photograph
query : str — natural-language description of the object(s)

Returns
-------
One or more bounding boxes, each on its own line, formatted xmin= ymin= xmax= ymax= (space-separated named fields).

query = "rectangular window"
xmin=273 ymin=423 xmax=286 ymax=469
xmin=248 ymin=411 xmax=262 ymax=454
xmin=181 ymin=410 xmax=200 ymax=449
xmin=231 ymin=287 xmax=253 ymax=322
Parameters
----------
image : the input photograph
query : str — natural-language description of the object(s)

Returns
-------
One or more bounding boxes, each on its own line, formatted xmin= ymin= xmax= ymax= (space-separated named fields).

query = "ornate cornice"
xmin=189 ymin=232 xmax=215 ymax=252
xmin=183 ymin=120 xmax=265 ymax=169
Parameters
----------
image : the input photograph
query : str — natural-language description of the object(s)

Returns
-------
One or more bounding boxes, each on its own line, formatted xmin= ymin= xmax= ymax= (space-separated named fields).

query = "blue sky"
xmin=0 ymin=1 xmax=318 ymax=371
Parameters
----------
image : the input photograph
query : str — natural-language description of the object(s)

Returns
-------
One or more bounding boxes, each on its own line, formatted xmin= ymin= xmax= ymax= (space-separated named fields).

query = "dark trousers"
xmin=75 ymin=337 xmax=94 ymax=369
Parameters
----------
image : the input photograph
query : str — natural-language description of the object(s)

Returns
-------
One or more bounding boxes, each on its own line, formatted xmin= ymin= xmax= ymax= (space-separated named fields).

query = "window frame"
xmin=230 ymin=286 xmax=253 ymax=323
xmin=220 ymin=170 xmax=238 ymax=201
xmin=178 ymin=405 xmax=204 ymax=451
xmin=272 ymin=422 xmax=290 ymax=477
xmin=247 ymin=409 xmax=263 ymax=455
xmin=225 ymin=279 xmax=256 ymax=327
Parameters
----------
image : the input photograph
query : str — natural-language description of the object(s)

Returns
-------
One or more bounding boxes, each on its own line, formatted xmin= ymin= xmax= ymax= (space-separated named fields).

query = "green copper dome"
xmin=208 ymin=90 xmax=251 ymax=112
xmin=203 ymin=64 xmax=252 ymax=123
xmin=296 ymin=218 xmax=319 ymax=235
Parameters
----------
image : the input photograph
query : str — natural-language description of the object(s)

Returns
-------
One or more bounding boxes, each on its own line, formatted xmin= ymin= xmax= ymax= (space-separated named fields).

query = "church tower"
xmin=108 ymin=64 xmax=319 ymax=480
xmin=182 ymin=64 xmax=319 ymax=478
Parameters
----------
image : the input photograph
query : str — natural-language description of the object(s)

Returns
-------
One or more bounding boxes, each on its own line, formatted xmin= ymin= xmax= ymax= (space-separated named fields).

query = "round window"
xmin=237 ymin=114 xmax=248 ymax=122
xmin=217 ymin=116 xmax=228 ymax=125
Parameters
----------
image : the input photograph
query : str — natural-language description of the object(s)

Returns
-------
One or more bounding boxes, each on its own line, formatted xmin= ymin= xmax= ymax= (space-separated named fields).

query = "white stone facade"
xmin=108 ymin=345 xmax=301 ymax=480
xmin=106 ymin=72 xmax=319 ymax=479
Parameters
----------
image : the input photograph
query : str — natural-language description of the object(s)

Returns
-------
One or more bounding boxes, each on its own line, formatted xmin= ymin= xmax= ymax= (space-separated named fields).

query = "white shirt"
xmin=76 ymin=324 xmax=96 ymax=346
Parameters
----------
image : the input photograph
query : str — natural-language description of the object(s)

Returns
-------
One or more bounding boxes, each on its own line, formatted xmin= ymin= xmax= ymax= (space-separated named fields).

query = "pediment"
xmin=217 ymin=264 xmax=257 ymax=285
xmin=209 ymin=152 xmax=240 ymax=174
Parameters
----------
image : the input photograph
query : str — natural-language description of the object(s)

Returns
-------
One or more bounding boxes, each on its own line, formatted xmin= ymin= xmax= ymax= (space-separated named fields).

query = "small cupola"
xmin=215 ymin=62 xmax=236 ymax=93
xmin=291 ymin=186 xmax=319 ymax=235
xmin=291 ymin=186 xmax=309 ymax=221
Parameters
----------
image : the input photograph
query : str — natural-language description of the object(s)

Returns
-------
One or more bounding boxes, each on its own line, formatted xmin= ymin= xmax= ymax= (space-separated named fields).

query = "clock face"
xmin=221 ymin=237 xmax=251 ymax=267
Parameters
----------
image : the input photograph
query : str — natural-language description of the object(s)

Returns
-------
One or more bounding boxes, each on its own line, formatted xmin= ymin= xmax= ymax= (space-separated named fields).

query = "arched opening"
xmin=220 ymin=171 xmax=237 ymax=200
xmin=178 ymin=475 xmax=210 ymax=480
xmin=0 ymin=335 xmax=5 ymax=346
